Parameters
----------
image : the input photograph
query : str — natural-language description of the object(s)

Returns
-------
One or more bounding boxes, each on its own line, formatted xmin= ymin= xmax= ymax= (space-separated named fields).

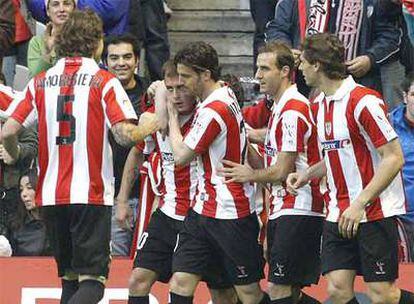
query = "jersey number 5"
xmin=56 ymin=94 xmax=76 ymax=145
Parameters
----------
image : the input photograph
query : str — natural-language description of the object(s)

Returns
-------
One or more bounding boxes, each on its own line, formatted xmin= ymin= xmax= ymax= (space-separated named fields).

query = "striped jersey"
xmin=313 ymin=76 xmax=406 ymax=222
xmin=265 ymin=85 xmax=324 ymax=219
xmin=183 ymin=86 xmax=255 ymax=219
xmin=10 ymin=57 xmax=138 ymax=207
xmin=140 ymin=112 xmax=198 ymax=221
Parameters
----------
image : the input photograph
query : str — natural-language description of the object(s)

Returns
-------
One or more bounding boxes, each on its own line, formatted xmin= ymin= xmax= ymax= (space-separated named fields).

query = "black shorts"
xmin=172 ymin=210 xmax=265 ymax=287
xmin=133 ymin=208 xmax=183 ymax=283
xmin=42 ymin=205 xmax=111 ymax=278
xmin=321 ymin=217 xmax=399 ymax=282
xmin=267 ymin=215 xmax=323 ymax=286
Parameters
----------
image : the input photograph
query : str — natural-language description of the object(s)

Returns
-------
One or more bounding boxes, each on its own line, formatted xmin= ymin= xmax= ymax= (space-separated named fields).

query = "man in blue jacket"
xmin=390 ymin=72 xmax=414 ymax=262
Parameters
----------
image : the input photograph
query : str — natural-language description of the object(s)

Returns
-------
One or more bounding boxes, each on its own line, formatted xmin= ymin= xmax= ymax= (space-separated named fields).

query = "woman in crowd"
xmin=27 ymin=0 xmax=75 ymax=77
xmin=8 ymin=168 xmax=50 ymax=256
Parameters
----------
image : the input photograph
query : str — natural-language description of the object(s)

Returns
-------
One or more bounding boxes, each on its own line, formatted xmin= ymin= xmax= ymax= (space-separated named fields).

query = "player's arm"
xmin=111 ymin=112 xmax=159 ymax=147
xmin=168 ymin=107 xmax=196 ymax=166
xmin=1 ymin=117 xmax=23 ymax=160
xmin=116 ymin=146 xmax=144 ymax=230
xmin=247 ymin=128 xmax=267 ymax=144
xmin=220 ymin=151 xmax=296 ymax=184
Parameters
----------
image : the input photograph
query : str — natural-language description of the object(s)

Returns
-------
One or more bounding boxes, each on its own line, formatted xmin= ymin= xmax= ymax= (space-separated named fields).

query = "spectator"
xmin=128 ymin=0 xmax=170 ymax=81
xmin=27 ymin=0 xmax=76 ymax=77
xmin=0 ymin=0 xmax=16 ymax=68
xmin=102 ymin=33 xmax=150 ymax=256
xmin=2 ymin=0 xmax=34 ymax=87
xmin=266 ymin=0 xmax=402 ymax=99
xmin=250 ymin=0 xmax=278 ymax=72
xmin=390 ymin=72 xmax=414 ymax=262
xmin=8 ymin=168 xmax=50 ymax=256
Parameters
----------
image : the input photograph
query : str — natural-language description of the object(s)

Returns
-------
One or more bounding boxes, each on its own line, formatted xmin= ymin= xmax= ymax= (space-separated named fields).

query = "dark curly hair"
xmin=174 ymin=42 xmax=220 ymax=81
xmin=55 ymin=9 xmax=103 ymax=58
xmin=301 ymin=33 xmax=347 ymax=80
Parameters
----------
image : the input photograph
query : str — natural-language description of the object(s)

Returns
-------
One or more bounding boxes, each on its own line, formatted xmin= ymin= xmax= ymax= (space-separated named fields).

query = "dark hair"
xmin=402 ymin=72 xmax=414 ymax=93
xmin=174 ymin=42 xmax=220 ymax=81
xmin=162 ymin=59 xmax=178 ymax=79
xmin=55 ymin=9 xmax=103 ymax=58
xmin=221 ymin=74 xmax=245 ymax=108
xmin=103 ymin=33 xmax=141 ymax=63
xmin=258 ymin=41 xmax=295 ymax=76
xmin=301 ymin=33 xmax=347 ymax=80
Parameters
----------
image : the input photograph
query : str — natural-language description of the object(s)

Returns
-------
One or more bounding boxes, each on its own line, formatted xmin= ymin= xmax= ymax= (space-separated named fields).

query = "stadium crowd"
xmin=0 ymin=0 xmax=414 ymax=303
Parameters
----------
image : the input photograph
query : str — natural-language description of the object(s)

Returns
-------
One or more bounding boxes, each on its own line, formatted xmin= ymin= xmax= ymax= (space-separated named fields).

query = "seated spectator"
xmin=390 ymin=72 xmax=414 ymax=262
xmin=8 ymin=168 xmax=50 ymax=256
xmin=27 ymin=0 xmax=75 ymax=77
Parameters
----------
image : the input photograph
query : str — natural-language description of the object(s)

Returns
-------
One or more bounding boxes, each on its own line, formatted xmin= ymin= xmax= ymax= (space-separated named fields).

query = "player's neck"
xmin=201 ymin=81 xmax=221 ymax=100
xmin=318 ymin=76 xmax=344 ymax=97
xmin=271 ymin=81 xmax=292 ymax=105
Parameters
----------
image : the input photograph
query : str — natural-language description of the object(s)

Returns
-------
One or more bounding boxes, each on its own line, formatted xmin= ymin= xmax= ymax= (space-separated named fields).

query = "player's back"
xmin=14 ymin=57 xmax=137 ymax=207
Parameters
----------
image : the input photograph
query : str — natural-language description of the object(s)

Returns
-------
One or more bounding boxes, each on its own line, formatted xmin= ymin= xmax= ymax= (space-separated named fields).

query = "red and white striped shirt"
xmin=314 ymin=76 xmax=406 ymax=222
xmin=265 ymin=85 xmax=324 ymax=219
xmin=184 ymin=86 xmax=255 ymax=219
xmin=11 ymin=57 xmax=137 ymax=207
xmin=141 ymin=113 xmax=198 ymax=221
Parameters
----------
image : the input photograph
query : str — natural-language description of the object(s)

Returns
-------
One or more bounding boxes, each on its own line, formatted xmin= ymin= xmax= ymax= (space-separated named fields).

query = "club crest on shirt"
xmin=325 ymin=122 xmax=332 ymax=136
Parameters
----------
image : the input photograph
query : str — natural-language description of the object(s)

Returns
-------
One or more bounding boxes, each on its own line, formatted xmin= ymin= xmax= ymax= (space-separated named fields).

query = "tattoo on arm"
xmin=111 ymin=122 xmax=136 ymax=147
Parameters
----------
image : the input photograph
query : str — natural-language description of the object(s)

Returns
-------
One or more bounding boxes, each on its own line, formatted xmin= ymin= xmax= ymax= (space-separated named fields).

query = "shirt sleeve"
xmin=102 ymin=77 xmax=138 ymax=128
xmin=183 ymin=107 xmax=222 ymax=154
xmin=10 ymin=79 xmax=37 ymax=128
xmin=356 ymin=95 xmax=398 ymax=148
xmin=277 ymin=110 xmax=309 ymax=153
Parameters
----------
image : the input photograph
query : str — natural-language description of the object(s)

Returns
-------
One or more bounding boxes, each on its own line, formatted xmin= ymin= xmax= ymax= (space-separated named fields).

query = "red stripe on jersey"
xmin=201 ymin=153 xmax=218 ymax=217
xmin=35 ymin=84 xmax=48 ymax=207
xmin=103 ymin=85 xmax=128 ymax=126
xmin=206 ymin=101 xmax=249 ymax=218
xmin=86 ymin=71 xmax=108 ymax=204
xmin=10 ymin=88 xmax=34 ymax=125
xmin=192 ymin=117 xmax=221 ymax=154
xmin=358 ymin=105 xmax=389 ymax=148
xmin=55 ymin=60 xmax=82 ymax=204
xmin=175 ymin=165 xmax=191 ymax=216
xmin=324 ymin=100 xmax=350 ymax=215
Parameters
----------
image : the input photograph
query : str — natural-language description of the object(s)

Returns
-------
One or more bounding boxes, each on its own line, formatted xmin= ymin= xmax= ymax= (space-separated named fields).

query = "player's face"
xmin=298 ymin=53 xmax=318 ymax=87
xmin=255 ymin=52 xmax=283 ymax=98
xmin=404 ymin=82 xmax=414 ymax=118
xmin=106 ymin=43 xmax=138 ymax=87
xmin=20 ymin=176 xmax=36 ymax=211
xmin=177 ymin=63 xmax=203 ymax=99
xmin=47 ymin=0 xmax=75 ymax=27
xmin=165 ymin=75 xmax=196 ymax=115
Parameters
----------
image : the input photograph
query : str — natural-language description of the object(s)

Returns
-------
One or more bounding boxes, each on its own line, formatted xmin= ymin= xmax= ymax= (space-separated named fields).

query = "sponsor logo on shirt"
xmin=321 ymin=139 xmax=351 ymax=151
xmin=161 ymin=152 xmax=174 ymax=162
